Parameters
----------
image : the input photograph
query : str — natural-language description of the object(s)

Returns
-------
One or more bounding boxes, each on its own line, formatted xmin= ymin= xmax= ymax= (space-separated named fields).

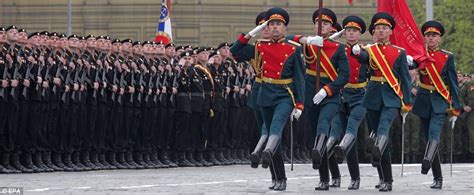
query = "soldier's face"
xmin=268 ymin=20 xmax=286 ymax=39
xmin=212 ymin=55 xmax=222 ymax=64
xmin=176 ymin=49 xmax=184 ymax=58
xmin=344 ymin=28 xmax=361 ymax=42
xmin=182 ymin=56 xmax=193 ymax=66
xmin=313 ymin=20 xmax=333 ymax=36
xmin=218 ymin=46 xmax=230 ymax=58
xmin=155 ymin=44 xmax=165 ymax=55
xmin=87 ymin=38 xmax=96 ymax=48
xmin=59 ymin=38 xmax=68 ymax=48
xmin=424 ymin=33 xmax=441 ymax=49
xmin=50 ymin=36 xmax=59 ymax=47
xmin=165 ymin=46 xmax=175 ymax=58
xmin=198 ymin=51 xmax=209 ymax=62
xmin=68 ymin=38 xmax=79 ymax=48
xmin=0 ymin=31 xmax=6 ymax=42
xmin=112 ymin=43 xmax=121 ymax=53
xmin=133 ymin=45 xmax=142 ymax=54
xmin=373 ymin=25 xmax=392 ymax=42
xmin=18 ymin=32 xmax=28 ymax=43
xmin=6 ymin=29 xmax=18 ymax=42
xmin=143 ymin=44 xmax=153 ymax=54
xmin=121 ymin=43 xmax=132 ymax=53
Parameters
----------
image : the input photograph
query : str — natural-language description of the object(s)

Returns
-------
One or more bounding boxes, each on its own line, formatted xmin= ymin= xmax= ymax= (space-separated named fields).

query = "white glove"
xmin=312 ymin=88 xmax=328 ymax=105
xmin=352 ymin=44 xmax=361 ymax=55
xmin=291 ymin=108 xmax=302 ymax=120
xmin=449 ymin=116 xmax=457 ymax=129
xmin=406 ymin=55 xmax=414 ymax=67
xmin=329 ymin=29 xmax=345 ymax=40
xmin=248 ymin=21 xmax=268 ymax=38
xmin=306 ymin=36 xmax=324 ymax=47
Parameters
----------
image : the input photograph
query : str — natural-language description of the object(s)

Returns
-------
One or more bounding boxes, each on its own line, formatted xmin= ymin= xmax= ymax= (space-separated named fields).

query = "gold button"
xmin=261 ymin=52 xmax=264 ymax=55
xmin=355 ymin=77 xmax=358 ymax=80
xmin=430 ymin=90 xmax=433 ymax=93
xmin=383 ymin=46 xmax=386 ymax=49
xmin=277 ymin=72 xmax=280 ymax=75
xmin=381 ymin=82 xmax=384 ymax=84
xmin=263 ymin=61 xmax=267 ymax=64
xmin=292 ymin=47 xmax=295 ymax=50
xmin=258 ymin=44 xmax=261 ymax=46
xmin=431 ymin=54 xmax=434 ymax=56
xmin=264 ymin=71 xmax=267 ymax=73
xmin=268 ymin=43 xmax=271 ymax=46
xmin=279 ymin=62 xmax=283 ymax=65
xmin=345 ymin=48 xmax=347 ymax=50
xmin=282 ymin=43 xmax=285 ymax=46
xmin=356 ymin=67 xmax=359 ymax=70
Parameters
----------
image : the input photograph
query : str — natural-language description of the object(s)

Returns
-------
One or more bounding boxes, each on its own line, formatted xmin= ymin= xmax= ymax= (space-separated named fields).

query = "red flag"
xmin=377 ymin=0 xmax=426 ymax=62
xmin=348 ymin=0 xmax=353 ymax=5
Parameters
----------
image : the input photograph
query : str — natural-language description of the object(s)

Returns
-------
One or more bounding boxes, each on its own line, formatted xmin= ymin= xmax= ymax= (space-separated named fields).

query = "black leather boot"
xmin=261 ymin=135 xmax=280 ymax=169
xmin=186 ymin=151 xmax=201 ymax=167
xmin=205 ymin=151 xmax=221 ymax=166
xmin=430 ymin=178 xmax=442 ymax=189
xmin=273 ymin=179 xmax=287 ymax=191
xmin=99 ymin=152 xmax=115 ymax=169
xmin=81 ymin=151 xmax=97 ymax=170
xmin=24 ymin=152 xmax=41 ymax=173
xmin=329 ymin=177 xmax=341 ymax=188
xmin=334 ymin=134 xmax=356 ymax=163
xmin=108 ymin=152 xmax=125 ymax=169
xmin=33 ymin=152 xmax=49 ymax=172
xmin=195 ymin=151 xmax=212 ymax=167
xmin=231 ymin=149 xmax=242 ymax=164
xmin=72 ymin=152 xmax=90 ymax=171
xmin=348 ymin=179 xmax=360 ymax=190
xmin=118 ymin=152 xmax=133 ymax=168
xmin=326 ymin=136 xmax=337 ymax=158
xmin=422 ymin=140 xmax=439 ymax=174
xmin=375 ymin=178 xmax=384 ymax=189
xmin=12 ymin=153 xmax=33 ymax=173
xmin=52 ymin=153 xmax=71 ymax=171
xmin=159 ymin=150 xmax=177 ymax=168
xmin=2 ymin=153 xmax=20 ymax=173
xmin=315 ymin=181 xmax=329 ymax=191
xmin=366 ymin=131 xmax=376 ymax=153
xmin=42 ymin=152 xmax=61 ymax=171
xmin=151 ymin=151 xmax=167 ymax=168
xmin=127 ymin=151 xmax=143 ymax=169
xmin=238 ymin=149 xmax=249 ymax=163
xmin=379 ymin=182 xmax=392 ymax=192
xmin=224 ymin=149 xmax=235 ymax=164
xmin=269 ymin=179 xmax=277 ymax=190
xmin=311 ymin=134 xmax=327 ymax=170
xmin=133 ymin=152 xmax=148 ymax=168
xmin=90 ymin=151 xmax=104 ymax=169
xmin=177 ymin=152 xmax=194 ymax=167
xmin=371 ymin=135 xmax=388 ymax=167
xmin=430 ymin=152 xmax=442 ymax=189
xmin=61 ymin=153 xmax=77 ymax=171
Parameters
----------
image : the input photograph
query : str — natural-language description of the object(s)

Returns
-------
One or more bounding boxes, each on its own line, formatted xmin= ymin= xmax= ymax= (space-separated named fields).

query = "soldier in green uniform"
xmin=230 ymin=7 xmax=306 ymax=191
xmin=411 ymin=20 xmax=461 ymax=189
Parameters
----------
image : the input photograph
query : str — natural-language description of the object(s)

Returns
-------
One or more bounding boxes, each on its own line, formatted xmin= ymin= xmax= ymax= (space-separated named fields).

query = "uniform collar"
xmin=271 ymin=36 xmax=285 ymax=43
xmin=345 ymin=42 xmax=359 ymax=48
xmin=376 ymin=40 xmax=390 ymax=46
xmin=428 ymin=47 xmax=439 ymax=53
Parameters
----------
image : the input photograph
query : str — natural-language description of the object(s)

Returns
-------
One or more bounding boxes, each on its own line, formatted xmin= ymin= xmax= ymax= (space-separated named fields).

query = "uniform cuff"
xmin=402 ymin=104 xmax=412 ymax=113
xmin=323 ymin=85 xmax=334 ymax=97
xmin=238 ymin=34 xmax=250 ymax=45
xmin=295 ymin=102 xmax=304 ymax=111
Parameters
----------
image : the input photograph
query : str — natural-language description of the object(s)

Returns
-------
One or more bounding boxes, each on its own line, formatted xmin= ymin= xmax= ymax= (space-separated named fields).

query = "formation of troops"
xmin=1 ymin=5 xmax=473 ymax=193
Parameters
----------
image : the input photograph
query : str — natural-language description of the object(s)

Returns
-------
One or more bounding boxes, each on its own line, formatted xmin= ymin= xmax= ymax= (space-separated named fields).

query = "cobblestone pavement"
xmin=1 ymin=163 xmax=473 ymax=194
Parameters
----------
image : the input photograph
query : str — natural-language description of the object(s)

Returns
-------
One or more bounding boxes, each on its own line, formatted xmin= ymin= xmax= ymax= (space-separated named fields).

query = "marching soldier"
xmin=332 ymin=15 xmax=369 ymax=190
xmin=303 ymin=8 xmax=349 ymax=191
xmin=363 ymin=12 xmax=412 ymax=192
xmin=411 ymin=20 xmax=461 ymax=189
xmin=230 ymin=7 xmax=305 ymax=191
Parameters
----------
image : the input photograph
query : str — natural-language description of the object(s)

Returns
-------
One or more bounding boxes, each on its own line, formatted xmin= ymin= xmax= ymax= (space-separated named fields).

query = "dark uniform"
xmin=362 ymin=13 xmax=412 ymax=192
xmin=231 ymin=7 xmax=305 ymax=191
xmin=303 ymin=8 xmax=350 ymax=191
xmin=412 ymin=20 xmax=461 ymax=189
xmin=333 ymin=15 xmax=369 ymax=190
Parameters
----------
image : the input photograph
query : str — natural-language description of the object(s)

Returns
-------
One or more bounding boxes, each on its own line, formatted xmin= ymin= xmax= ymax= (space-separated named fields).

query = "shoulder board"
xmin=256 ymin=39 xmax=270 ymax=43
xmin=390 ymin=45 xmax=406 ymax=51
xmin=441 ymin=49 xmax=453 ymax=55
xmin=287 ymin=40 xmax=301 ymax=47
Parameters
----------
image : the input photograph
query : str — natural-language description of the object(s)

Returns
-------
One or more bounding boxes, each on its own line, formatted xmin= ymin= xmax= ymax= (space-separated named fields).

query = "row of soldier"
xmin=0 ymin=25 xmax=267 ymax=174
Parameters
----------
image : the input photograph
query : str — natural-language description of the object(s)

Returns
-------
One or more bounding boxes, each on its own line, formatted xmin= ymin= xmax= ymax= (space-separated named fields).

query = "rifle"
xmin=0 ymin=50 xmax=8 ymax=99
xmin=41 ymin=65 xmax=50 ymax=98
xmin=169 ymin=70 xmax=178 ymax=104
xmin=21 ymin=60 xmax=33 ymax=99
xmin=224 ymin=71 xmax=231 ymax=100
xmin=117 ymin=71 xmax=125 ymax=105
xmin=71 ymin=67 xmax=80 ymax=102
xmin=153 ymin=71 xmax=162 ymax=104
xmin=92 ymin=66 xmax=100 ymax=100
xmin=136 ymin=70 xmax=144 ymax=104
xmin=60 ymin=69 xmax=72 ymax=103
xmin=111 ymin=69 xmax=118 ymax=103
xmin=144 ymin=71 xmax=153 ymax=105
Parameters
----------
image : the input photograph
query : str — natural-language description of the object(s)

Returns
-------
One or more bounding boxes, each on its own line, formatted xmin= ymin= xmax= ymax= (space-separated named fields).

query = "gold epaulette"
xmin=256 ymin=39 xmax=270 ymax=43
xmin=287 ymin=40 xmax=301 ymax=47
xmin=441 ymin=49 xmax=453 ymax=55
